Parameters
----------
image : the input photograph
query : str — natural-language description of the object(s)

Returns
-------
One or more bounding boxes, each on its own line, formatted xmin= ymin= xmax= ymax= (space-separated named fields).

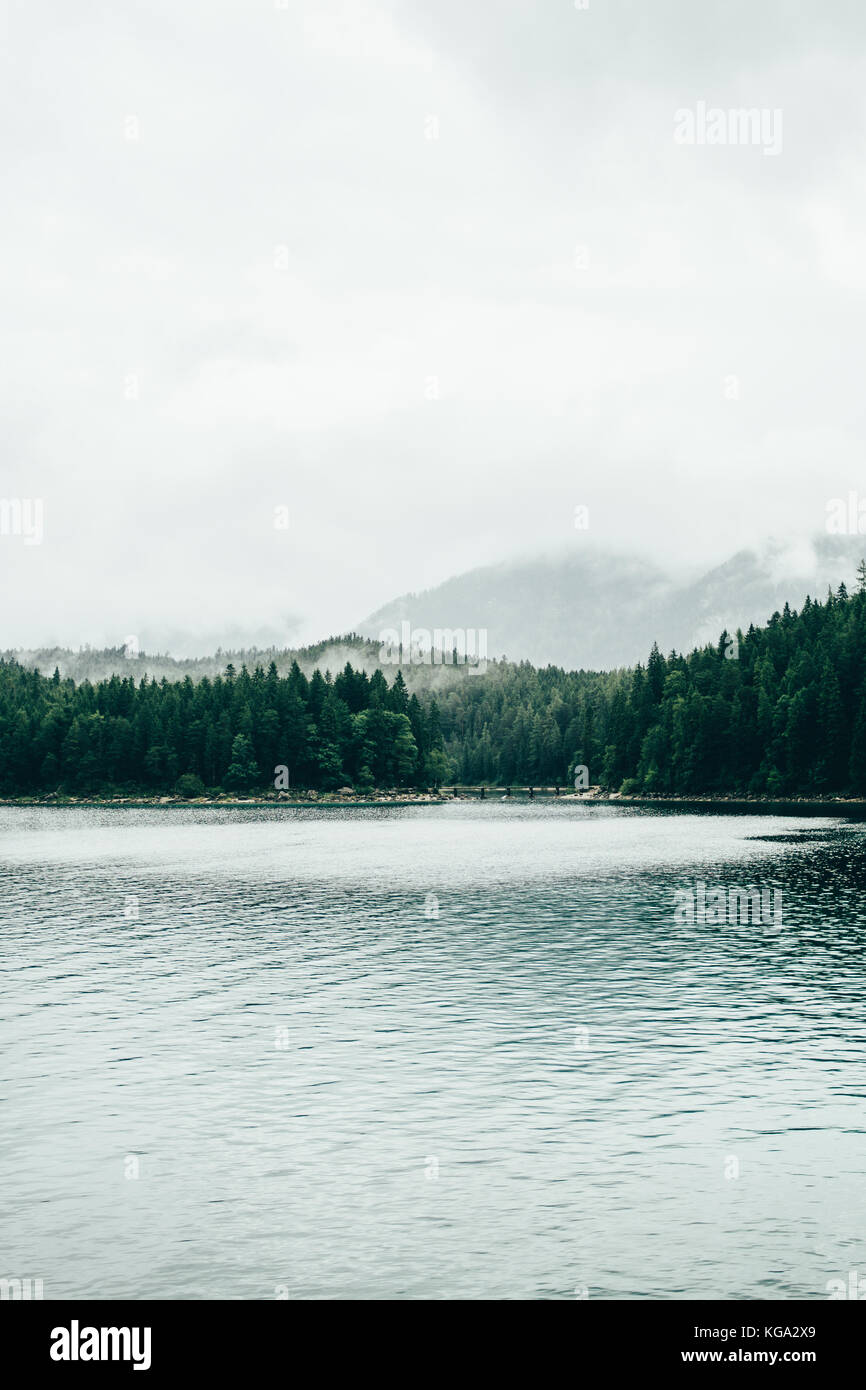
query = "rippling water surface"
xmin=2 ymin=802 xmax=866 ymax=1300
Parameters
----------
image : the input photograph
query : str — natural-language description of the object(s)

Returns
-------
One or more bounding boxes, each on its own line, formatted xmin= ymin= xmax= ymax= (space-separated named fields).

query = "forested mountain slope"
xmin=2 ymin=580 xmax=866 ymax=797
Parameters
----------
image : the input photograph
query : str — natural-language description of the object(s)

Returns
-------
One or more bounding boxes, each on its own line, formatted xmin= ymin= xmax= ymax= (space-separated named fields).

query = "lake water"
xmin=2 ymin=802 xmax=866 ymax=1300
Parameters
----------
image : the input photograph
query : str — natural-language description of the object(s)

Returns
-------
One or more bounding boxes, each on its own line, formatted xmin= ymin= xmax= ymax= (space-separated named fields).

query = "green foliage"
xmin=0 ymin=656 xmax=443 ymax=795
xmin=594 ymin=583 xmax=866 ymax=796
xmin=3 ymin=579 xmax=866 ymax=797
xmin=175 ymin=772 xmax=205 ymax=799
xmin=400 ymin=577 xmax=866 ymax=796
xmin=224 ymin=734 xmax=259 ymax=792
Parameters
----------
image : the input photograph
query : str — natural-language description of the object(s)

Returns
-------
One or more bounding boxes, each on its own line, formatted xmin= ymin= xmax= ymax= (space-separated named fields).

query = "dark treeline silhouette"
xmin=0 ymin=661 xmax=449 ymax=796
xmin=3 ymin=580 xmax=866 ymax=797
xmin=441 ymin=580 xmax=866 ymax=796
xmin=601 ymin=582 xmax=866 ymax=797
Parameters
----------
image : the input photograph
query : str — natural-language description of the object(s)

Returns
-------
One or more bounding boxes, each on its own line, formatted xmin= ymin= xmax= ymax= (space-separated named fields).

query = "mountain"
xmin=7 ymin=536 xmax=865 ymax=684
xmin=357 ymin=536 xmax=866 ymax=670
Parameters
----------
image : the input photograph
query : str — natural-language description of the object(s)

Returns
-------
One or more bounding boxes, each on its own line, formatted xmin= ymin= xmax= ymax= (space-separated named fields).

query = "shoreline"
xmin=0 ymin=802 xmax=440 ymax=809
xmin=606 ymin=795 xmax=866 ymax=815
xmin=2 ymin=790 xmax=866 ymax=814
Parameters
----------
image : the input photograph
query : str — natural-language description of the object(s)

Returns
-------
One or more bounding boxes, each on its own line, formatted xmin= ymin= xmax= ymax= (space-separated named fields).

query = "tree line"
xmin=438 ymin=579 xmax=866 ymax=796
xmin=0 ymin=661 xmax=450 ymax=796
xmin=3 ymin=576 xmax=866 ymax=797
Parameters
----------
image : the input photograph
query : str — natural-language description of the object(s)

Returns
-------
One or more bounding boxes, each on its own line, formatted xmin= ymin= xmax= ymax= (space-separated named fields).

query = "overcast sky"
xmin=2 ymin=0 xmax=866 ymax=653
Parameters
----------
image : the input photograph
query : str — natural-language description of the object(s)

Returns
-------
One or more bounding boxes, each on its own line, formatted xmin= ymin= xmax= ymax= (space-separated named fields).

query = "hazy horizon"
xmin=4 ymin=0 xmax=866 ymax=652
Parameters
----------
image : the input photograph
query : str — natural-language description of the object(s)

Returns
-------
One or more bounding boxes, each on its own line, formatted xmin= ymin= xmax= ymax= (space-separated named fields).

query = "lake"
xmin=2 ymin=802 xmax=865 ymax=1300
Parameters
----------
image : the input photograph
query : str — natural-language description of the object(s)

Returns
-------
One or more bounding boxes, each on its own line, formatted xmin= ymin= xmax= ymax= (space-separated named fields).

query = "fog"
xmin=3 ymin=0 xmax=866 ymax=653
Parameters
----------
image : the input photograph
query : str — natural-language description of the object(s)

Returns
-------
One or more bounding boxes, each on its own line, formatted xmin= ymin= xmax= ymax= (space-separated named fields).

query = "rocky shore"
xmin=2 ymin=788 xmax=866 ymax=811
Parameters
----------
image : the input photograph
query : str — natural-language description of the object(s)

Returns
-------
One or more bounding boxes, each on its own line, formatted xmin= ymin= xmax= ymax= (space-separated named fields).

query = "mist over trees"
xmin=2 ymin=583 xmax=866 ymax=797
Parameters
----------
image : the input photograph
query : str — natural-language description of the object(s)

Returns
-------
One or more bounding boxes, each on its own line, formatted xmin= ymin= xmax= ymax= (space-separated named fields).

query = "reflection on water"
xmin=2 ymin=803 xmax=866 ymax=1300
